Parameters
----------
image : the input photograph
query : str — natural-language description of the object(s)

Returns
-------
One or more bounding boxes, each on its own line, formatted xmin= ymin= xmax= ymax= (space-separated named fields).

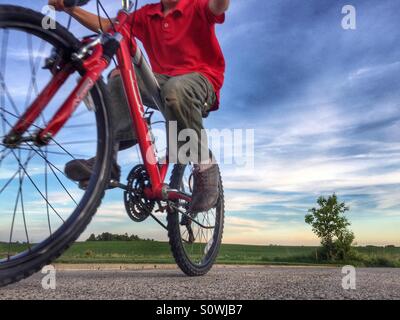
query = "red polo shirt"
xmin=124 ymin=0 xmax=226 ymax=110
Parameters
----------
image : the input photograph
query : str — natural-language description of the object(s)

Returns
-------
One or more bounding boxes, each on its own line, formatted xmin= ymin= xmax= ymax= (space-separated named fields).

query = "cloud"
xmin=3 ymin=0 xmax=399 ymax=245
xmin=225 ymin=216 xmax=276 ymax=231
xmin=348 ymin=61 xmax=400 ymax=81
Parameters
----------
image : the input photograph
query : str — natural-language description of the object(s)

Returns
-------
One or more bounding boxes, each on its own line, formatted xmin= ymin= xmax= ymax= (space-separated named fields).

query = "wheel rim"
xmin=0 ymin=26 xmax=105 ymax=266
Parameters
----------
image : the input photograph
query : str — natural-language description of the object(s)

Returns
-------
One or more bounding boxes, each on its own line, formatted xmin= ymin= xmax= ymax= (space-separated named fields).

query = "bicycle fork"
xmin=2 ymin=34 xmax=118 ymax=147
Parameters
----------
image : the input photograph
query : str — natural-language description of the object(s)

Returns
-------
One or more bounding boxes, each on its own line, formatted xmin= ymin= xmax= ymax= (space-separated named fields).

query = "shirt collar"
xmin=146 ymin=1 xmax=187 ymax=17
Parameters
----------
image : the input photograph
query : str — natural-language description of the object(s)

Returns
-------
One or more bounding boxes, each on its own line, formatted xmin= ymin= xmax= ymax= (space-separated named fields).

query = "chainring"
xmin=123 ymin=165 xmax=155 ymax=222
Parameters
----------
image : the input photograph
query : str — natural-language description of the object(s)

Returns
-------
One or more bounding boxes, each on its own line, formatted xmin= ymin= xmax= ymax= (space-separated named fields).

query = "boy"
xmin=49 ymin=0 xmax=229 ymax=213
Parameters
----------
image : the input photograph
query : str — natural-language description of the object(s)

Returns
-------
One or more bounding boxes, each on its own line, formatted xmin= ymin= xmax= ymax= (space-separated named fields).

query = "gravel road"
xmin=1 ymin=265 xmax=399 ymax=300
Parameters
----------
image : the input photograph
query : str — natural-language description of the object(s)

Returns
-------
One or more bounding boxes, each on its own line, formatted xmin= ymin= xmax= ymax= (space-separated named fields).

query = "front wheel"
xmin=168 ymin=162 xmax=225 ymax=276
xmin=0 ymin=5 xmax=114 ymax=286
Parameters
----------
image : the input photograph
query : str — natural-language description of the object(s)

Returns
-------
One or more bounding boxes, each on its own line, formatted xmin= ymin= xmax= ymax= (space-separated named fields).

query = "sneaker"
xmin=188 ymin=164 xmax=219 ymax=213
xmin=64 ymin=157 xmax=121 ymax=189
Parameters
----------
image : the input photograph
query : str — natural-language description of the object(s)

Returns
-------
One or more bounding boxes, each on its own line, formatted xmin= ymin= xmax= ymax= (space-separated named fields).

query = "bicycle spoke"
xmin=0 ymin=143 xmax=89 ymax=158
xmin=51 ymin=139 xmax=98 ymax=146
xmin=196 ymin=224 xmax=202 ymax=259
xmin=182 ymin=228 xmax=188 ymax=239
xmin=28 ymin=35 xmax=47 ymax=95
xmin=49 ymin=137 xmax=97 ymax=172
xmin=0 ymin=146 xmax=11 ymax=165
xmin=25 ymin=34 xmax=36 ymax=109
xmin=44 ymin=145 xmax=52 ymax=235
xmin=37 ymin=158 xmax=75 ymax=183
xmin=0 ymin=72 xmax=21 ymax=117
xmin=198 ymin=217 xmax=205 ymax=260
xmin=71 ymin=109 xmax=90 ymax=118
xmin=192 ymin=224 xmax=202 ymax=256
xmin=10 ymin=148 xmax=65 ymax=223
xmin=0 ymin=112 xmax=79 ymax=164
xmin=22 ymin=31 xmax=54 ymax=235
xmin=1 ymin=29 xmax=9 ymax=138
xmin=27 ymin=34 xmax=50 ymax=128
xmin=0 ymin=101 xmax=92 ymax=166
xmin=0 ymin=114 xmax=89 ymax=162
xmin=7 ymin=171 xmax=21 ymax=260
xmin=18 ymin=149 xmax=31 ymax=251
xmin=0 ymin=151 xmax=35 ymax=194
xmin=64 ymin=123 xmax=96 ymax=129
xmin=33 ymin=145 xmax=78 ymax=206
xmin=7 ymin=149 xmax=32 ymax=258
xmin=40 ymin=150 xmax=90 ymax=157
xmin=204 ymin=210 xmax=212 ymax=228
xmin=0 ymin=107 xmax=41 ymax=130
xmin=24 ymin=142 xmax=80 ymax=190
xmin=0 ymin=106 xmax=9 ymax=167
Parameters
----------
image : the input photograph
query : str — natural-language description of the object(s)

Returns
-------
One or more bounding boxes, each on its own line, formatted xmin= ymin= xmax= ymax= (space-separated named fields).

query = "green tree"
xmin=86 ymin=233 xmax=143 ymax=242
xmin=305 ymin=194 xmax=354 ymax=260
xmin=86 ymin=233 xmax=96 ymax=242
xmin=334 ymin=229 xmax=355 ymax=260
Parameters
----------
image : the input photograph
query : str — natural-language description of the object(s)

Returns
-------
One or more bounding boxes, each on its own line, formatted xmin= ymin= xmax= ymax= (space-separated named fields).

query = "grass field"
xmin=2 ymin=241 xmax=399 ymax=267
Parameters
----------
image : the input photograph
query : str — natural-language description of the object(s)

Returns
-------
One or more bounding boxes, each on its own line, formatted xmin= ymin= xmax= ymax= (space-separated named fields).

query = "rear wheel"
xmin=0 ymin=5 xmax=113 ymax=286
xmin=168 ymin=162 xmax=225 ymax=276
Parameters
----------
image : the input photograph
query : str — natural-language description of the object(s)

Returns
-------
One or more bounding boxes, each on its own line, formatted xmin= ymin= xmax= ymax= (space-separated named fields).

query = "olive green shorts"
xmin=107 ymin=70 xmax=216 ymax=163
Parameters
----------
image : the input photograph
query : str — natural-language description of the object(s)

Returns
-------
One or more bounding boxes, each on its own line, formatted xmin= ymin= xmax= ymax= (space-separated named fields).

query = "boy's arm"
xmin=48 ymin=0 xmax=113 ymax=33
xmin=209 ymin=0 xmax=230 ymax=16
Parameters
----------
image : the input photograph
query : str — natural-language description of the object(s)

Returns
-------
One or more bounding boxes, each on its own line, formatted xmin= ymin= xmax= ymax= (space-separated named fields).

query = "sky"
xmin=0 ymin=0 xmax=399 ymax=246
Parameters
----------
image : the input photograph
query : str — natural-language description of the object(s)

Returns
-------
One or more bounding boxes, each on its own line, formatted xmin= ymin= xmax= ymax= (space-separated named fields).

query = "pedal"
xmin=108 ymin=179 xmax=127 ymax=190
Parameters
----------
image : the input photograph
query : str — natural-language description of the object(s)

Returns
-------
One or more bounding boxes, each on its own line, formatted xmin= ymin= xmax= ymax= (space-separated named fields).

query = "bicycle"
xmin=0 ymin=0 xmax=224 ymax=286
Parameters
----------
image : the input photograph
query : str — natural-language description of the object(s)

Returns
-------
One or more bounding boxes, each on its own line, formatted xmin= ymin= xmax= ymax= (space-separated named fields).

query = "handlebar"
xmin=63 ymin=0 xmax=134 ymax=11
xmin=64 ymin=0 xmax=91 ymax=8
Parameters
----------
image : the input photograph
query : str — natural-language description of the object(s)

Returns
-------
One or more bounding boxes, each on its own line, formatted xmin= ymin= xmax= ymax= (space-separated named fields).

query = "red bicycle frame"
xmin=4 ymin=9 xmax=190 ymax=203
